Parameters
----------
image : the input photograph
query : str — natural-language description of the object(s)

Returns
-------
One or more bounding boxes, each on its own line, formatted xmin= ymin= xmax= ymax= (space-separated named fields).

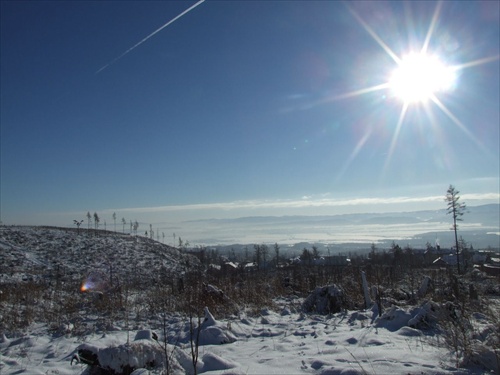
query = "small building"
xmin=432 ymin=257 xmax=450 ymax=268
xmin=243 ymin=262 xmax=258 ymax=272
xmin=472 ymin=253 xmax=488 ymax=264
xmin=480 ymin=264 xmax=500 ymax=277
xmin=221 ymin=261 xmax=239 ymax=274
xmin=490 ymin=257 xmax=500 ymax=266
xmin=323 ymin=255 xmax=349 ymax=266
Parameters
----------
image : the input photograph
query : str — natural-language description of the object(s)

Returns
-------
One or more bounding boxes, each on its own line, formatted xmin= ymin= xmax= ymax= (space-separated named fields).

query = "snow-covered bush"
xmin=72 ymin=330 xmax=165 ymax=374
xmin=302 ymin=285 xmax=347 ymax=314
xmin=177 ymin=307 xmax=237 ymax=347
xmin=407 ymin=300 xmax=440 ymax=329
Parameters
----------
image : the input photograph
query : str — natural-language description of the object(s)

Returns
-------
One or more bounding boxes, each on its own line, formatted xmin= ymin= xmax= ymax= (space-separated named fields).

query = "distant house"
xmin=472 ymin=253 xmax=488 ymax=264
xmin=442 ymin=253 xmax=459 ymax=265
xmin=490 ymin=257 xmax=500 ymax=266
xmin=481 ymin=261 xmax=500 ymax=277
xmin=207 ymin=264 xmax=221 ymax=273
xmin=425 ymin=246 xmax=453 ymax=265
xmin=322 ymin=255 xmax=349 ymax=266
xmin=288 ymin=255 xmax=348 ymax=267
xmin=432 ymin=257 xmax=450 ymax=268
xmin=432 ymin=253 xmax=456 ymax=266
xmin=243 ymin=262 xmax=258 ymax=272
xmin=310 ymin=257 xmax=321 ymax=266
xmin=221 ymin=261 xmax=239 ymax=274
xmin=431 ymin=250 xmax=468 ymax=267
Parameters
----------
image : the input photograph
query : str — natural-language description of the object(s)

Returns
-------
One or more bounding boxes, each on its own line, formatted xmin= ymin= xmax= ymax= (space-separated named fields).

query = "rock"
xmin=302 ymin=285 xmax=346 ymax=314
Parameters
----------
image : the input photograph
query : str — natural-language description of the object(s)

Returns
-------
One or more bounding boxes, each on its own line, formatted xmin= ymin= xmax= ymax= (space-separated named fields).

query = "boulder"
xmin=302 ymin=285 xmax=346 ymax=314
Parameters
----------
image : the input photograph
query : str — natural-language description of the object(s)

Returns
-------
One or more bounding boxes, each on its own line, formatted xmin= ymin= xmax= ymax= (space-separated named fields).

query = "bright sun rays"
xmin=333 ymin=1 xmax=499 ymax=183
xmin=389 ymin=53 xmax=456 ymax=104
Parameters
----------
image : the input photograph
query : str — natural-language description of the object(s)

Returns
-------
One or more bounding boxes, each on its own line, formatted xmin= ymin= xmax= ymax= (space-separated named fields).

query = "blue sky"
xmin=1 ymin=1 xmax=499 ymax=233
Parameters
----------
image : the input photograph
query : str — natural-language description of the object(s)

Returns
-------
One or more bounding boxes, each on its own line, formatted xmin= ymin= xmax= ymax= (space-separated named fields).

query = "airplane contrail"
xmin=96 ymin=0 xmax=205 ymax=74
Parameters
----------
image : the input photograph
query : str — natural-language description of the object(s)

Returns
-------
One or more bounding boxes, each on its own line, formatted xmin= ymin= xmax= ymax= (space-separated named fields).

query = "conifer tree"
xmin=445 ymin=185 xmax=466 ymax=273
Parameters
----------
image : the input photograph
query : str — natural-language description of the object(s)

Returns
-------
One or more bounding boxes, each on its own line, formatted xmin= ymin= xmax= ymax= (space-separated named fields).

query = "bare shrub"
xmin=439 ymin=302 xmax=475 ymax=367
xmin=0 ymin=281 xmax=46 ymax=332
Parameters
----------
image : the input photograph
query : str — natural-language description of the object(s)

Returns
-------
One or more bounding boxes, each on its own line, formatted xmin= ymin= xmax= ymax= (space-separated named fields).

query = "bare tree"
xmin=261 ymin=244 xmax=269 ymax=268
xmin=254 ymin=245 xmax=262 ymax=270
xmin=445 ymin=185 xmax=466 ymax=274
xmin=312 ymin=246 xmax=320 ymax=260
xmin=112 ymin=212 xmax=117 ymax=233
xmin=121 ymin=217 xmax=126 ymax=233
xmin=86 ymin=212 xmax=92 ymax=232
xmin=93 ymin=212 xmax=100 ymax=236
xmin=189 ymin=311 xmax=201 ymax=375
xmin=301 ymin=248 xmax=312 ymax=266
xmin=161 ymin=312 xmax=172 ymax=375
xmin=274 ymin=243 xmax=280 ymax=267
xmin=73 ymin=219 xmax=83 ymax=235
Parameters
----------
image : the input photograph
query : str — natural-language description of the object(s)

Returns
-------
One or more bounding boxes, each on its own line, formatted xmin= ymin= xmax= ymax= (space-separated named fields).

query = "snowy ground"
xmin=1 ymin=299 xmax=498 ymax=375
xmin=1 ymin=226 xmax=498 ymax=374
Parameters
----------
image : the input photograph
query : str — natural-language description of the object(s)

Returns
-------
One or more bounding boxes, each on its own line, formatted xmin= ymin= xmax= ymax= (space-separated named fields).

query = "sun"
xmin=389 ymin=53 xmax=456 ymax=104
xmin=330 ymin=2 xmax=499 ymax=184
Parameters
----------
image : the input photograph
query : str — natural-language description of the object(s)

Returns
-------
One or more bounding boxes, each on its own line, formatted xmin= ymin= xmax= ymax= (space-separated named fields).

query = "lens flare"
xmin=80 ymin=282 xmax=92 ymax=292
xmin=79 ymin=271 xmax=107 ymax=293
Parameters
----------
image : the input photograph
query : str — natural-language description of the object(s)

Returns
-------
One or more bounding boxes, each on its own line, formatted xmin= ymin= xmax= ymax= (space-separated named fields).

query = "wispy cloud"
xmin=96 ymin=0 xmax=205 ymax=74
xmin=103 ymin=192 xmax=499 ymax=215
xmin=462 ymin=193 xmax=500 ymax=201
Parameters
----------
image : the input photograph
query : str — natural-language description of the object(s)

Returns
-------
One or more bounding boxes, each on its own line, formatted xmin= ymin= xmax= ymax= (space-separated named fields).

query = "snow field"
xmin=1 ymin=226 xmax=498 ymax=374
xmin=0 ymin=303 xmax=481 ymax=374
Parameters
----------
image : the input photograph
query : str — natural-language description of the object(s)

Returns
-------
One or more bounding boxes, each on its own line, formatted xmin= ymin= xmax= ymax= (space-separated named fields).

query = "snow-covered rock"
xmin=73 ymin=330 xmax=164 ymax=374
xmin=200 ymin=352 xmax=237 ymax=372
xmin=375 ymin=300 xmax=441 ymax=331
xmin=198 ymin=307 xmax=237 ymax=345
xmin=302 ymin=285 xmax=346 ymax=314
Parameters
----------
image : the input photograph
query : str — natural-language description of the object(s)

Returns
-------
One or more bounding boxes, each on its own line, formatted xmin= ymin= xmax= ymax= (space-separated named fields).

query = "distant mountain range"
xmin=190 ymin=203 xmax=499 ymax=227
xmin=181 ymin=204 xmax=499 ymax=251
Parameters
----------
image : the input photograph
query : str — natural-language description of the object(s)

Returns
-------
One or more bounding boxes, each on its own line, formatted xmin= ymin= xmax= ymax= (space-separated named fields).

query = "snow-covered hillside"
xmin=0 ymin=226 xmax=197 ymax=285
xmin=1 ymin=226 xmax=499 ymax=374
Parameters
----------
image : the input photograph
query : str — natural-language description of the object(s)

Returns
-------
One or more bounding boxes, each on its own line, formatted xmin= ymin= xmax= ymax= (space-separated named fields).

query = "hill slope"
xmin=0 ymin=226 xmax=198 ymax=286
